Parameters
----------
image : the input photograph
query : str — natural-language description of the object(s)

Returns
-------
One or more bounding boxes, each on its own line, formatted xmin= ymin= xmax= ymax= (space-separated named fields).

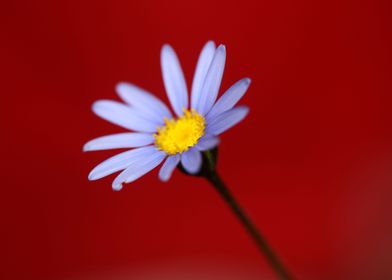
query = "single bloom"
xmin=84 ymin=41 xmax=251 ymax=190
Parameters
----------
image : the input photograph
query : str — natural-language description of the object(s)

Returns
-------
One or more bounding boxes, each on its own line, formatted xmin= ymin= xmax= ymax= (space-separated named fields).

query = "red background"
xmin=2 ymin=0 xmax=392 ymax=279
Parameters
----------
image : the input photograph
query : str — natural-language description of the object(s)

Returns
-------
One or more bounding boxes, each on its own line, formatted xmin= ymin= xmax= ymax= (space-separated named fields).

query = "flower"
xmin=84 ymin=41 xmax=250 ymax=190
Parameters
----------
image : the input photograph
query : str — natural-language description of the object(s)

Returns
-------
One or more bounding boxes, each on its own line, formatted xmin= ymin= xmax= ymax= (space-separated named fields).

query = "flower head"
xmin=154 ymin=109 xmax=205 ymax=155
xmin=84 ymin=41 xmax=250 ymax=190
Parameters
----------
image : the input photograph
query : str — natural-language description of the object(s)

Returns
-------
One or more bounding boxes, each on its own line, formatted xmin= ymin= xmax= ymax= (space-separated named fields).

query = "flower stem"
xmin=205 ymin=171 xmax=294 ymax=280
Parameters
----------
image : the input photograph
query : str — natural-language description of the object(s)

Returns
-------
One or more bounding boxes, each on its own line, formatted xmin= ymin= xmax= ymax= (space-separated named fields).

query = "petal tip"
xmin=159 ymin=175 xmax=170 ymax=182
xmin=91 ymin=100 xmax=106 ymax=114
xmin=88 ymin=172 xmax=97 ymax=181
xmin=161 ymin=44 xmax=173 ymax=54
xmin=91 ymin=101 xmax=100 ymax=112
xmin=112 ymin=183 xmax=123 ymax=191
xmin=242 ymin=106 xmax=250 ymax=116
xmin=82 ymin=143 xmax=91 ymax=152
xmin=188 ymin=166 xmax=201 ymax=175
xmin=217 ymin=44 xmax=226 ymax=52
xmin=112 ymin=178 xmax=124 ymax=191
xmin=206 ymin=40 xmax=216 ymax=48
xmin=115 ymin=82 xmax=128 ymax=93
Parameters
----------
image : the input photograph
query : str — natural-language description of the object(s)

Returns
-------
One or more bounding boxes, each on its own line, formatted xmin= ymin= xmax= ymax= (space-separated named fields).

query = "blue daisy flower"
xmin=84 ymin=41 xmax=250 ymax=190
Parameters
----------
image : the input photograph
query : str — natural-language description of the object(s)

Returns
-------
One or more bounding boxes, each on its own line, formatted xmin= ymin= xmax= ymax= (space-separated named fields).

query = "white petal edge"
xmin=206 ymin=78 xmax=251 ymax=121
xmin=112 ymin=151 xmax=166 ymax=190
xmin=194 ymin=45 xmax=226 ymax=116
xmin=181 ymin=148 xmax=202 ymax=174
xmin=116 ymin=82 xmax=172 ymax=123
xmin=161 ymin=44 xmax=188 ymax=116
xmin=88 ymin=146 xmax=157 ymax=181
xmin=83 ymin=133 xmax=154 ymax=152
xmin=92 ymin=100 xmax=160 ymax=132
xmin=206 ymin=106 xmax=249 ymax=135
xmin=195 ymin=135 xmax=220 ymax=151
xmin=158 ymin=154 xmax=180 ymax=182
xmin=191 ymin=41 xmax=216 ymax=110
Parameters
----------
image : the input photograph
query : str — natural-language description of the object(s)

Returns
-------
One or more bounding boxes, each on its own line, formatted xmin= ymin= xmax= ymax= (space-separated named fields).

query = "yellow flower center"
xmin=154 ymin=109 xmax=205 ymax=155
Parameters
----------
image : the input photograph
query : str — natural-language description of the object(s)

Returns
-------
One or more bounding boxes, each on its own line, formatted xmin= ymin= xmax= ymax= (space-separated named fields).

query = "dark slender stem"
xmin=206 ymin=171 xmax=294 ymax=280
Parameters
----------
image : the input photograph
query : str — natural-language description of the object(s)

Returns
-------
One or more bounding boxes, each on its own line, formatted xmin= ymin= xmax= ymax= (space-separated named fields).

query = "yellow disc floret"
xmin=154 ymin=109 xmax=205 ymax=155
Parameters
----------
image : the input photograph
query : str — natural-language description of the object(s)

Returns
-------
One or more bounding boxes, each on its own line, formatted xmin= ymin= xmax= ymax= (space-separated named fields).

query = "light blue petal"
xmin=93 ymin=100 xmax=160 ymax=132
xmin=112 ymin=150 xmax=166 ymax=190
xmin=206 ymin=106 xmax=249 ymax=135
xmin=161 ymin=44 xmax=189 ymax=116
xmin=88 ymin=146 xmax=157 ymax=180
xmin=181 ymin=148 xmax=202 ymax=174
xmin=194 ymin=45 xmax=226 ymax=116
xmin=158 ymin=154 xmax=180 ymax=182
xmin=195 ymin=135 xmax=220 ymax=151
xmin=116 ymin=82 xmax=172 ymax=123
xmin=83 ymin=133 xmax=154 ymax=152
xmin=206 ymin=78 xmax=251 ymax=122
xmin=191 ymin=41 xmax=216 ymax=110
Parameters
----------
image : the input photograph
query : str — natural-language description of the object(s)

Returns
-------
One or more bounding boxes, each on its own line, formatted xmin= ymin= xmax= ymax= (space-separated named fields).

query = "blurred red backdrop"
xmin=1 ymin=0 xmax=392 ymax=279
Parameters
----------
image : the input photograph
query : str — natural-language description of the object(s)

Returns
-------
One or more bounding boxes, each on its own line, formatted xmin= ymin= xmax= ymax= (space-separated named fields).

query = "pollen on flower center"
xmin=154 ymin=109 xmax=205 ymax=155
